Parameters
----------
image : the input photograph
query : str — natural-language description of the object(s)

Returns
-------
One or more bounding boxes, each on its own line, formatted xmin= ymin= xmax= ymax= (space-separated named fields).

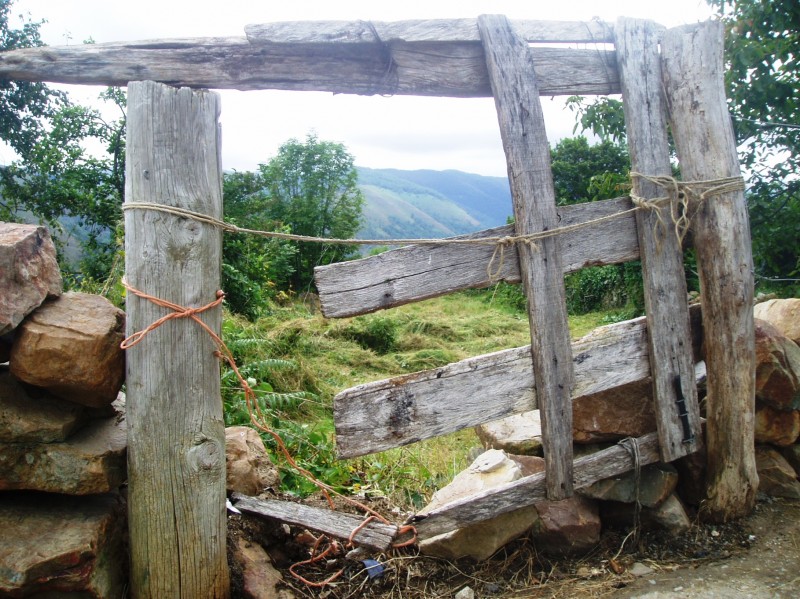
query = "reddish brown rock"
xmin=226 ymin=426 xmax=280 ymax=496
xmin=0 ymin=492 xmax=125 ymax=598
xmin=755 ymin=445 xmax=800 ymax=499
xmin=509 ymin=453 xmax=546 ymax=476
xmin=0 ymin=223 xmax=62 ymax=336
xmin=532 ymin=495 xmax=601 ymax=555
xmin=754 ymin=319 xmax=800 ymax=412
xmin=10 ymin=292 xmax=125 ymax=408
xmin=755 ymin=298 xmax=800 ymax=345
xmin=755 ymin=400 xmax=800 ymax=446
xmin=0 ymin=368 xmax=88 ymax=442
xmin=233 ymin=537 xmax=295 ymax=599
xmin=573 ymin=379 xmax=657 ymax=443
xmin=0 ymin=408 xmax=126 ymax=494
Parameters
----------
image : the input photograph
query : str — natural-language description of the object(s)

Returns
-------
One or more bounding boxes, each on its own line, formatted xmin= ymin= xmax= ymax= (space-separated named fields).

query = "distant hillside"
xmin=356 ymin=167 xmax=512 ymax=242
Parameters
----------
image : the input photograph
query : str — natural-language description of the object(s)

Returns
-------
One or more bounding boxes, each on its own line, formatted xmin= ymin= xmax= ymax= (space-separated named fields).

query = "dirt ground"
xmin=229 ymin=495 xmax=800 ymax=598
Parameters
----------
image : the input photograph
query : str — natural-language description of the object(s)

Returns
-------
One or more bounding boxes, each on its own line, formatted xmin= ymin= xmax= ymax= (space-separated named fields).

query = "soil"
xmin=228 ymin=495 xmax=800 ymax=598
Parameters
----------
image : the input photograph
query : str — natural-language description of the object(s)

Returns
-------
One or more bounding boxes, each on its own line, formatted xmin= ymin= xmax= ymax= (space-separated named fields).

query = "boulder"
xmin=10 ymin=292 xmax=125 ymax=408
xmin=781 ymin=444 xmax=800 ymax=477
xmin=573 ymin=379 xmax=657 ymax=443
xmin=755 ymin=446 xmax=800 ymax=500
xmin=755 ymin=298 xmax=800 ymax=345
xmin=579 ymin=462 xmax=679 ymax=508
xmin=232 ymin=537 xmax=295 ymax=599
xmin=226 ymin=426 xmax=280 ymax=496
xmin=0 ymin=492 xmax=126 ymax=598
xmin=754 ymin=319 xmax=800 ymax=412
xmin=755 ymin=400 xmax=800 ymax=446
xmin=0 ymin=406 xmax=127 ymax=494
xmin=0 ymin=367 xmax=88 ymax=442
xmin=418 ymin=449 xmax=538 ymax=561
xmin=531 ymin=495 xmax=601 ymax=555
xmin=647 ymin=493 xmax=692 ymax=535
xmin=0 ymin=223 xmax=62 ymax=336
xmin=476 ymin=410 xmax=543 ymax=455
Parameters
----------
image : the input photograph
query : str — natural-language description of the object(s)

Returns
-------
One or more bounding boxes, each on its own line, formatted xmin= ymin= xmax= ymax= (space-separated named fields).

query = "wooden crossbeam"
xmin=614 ymin=18 xmax=701 ymax=461
xmin=0 ymin=22 xmax=619 ymax=96
xmin=478 ymin=14 xmax=575 ymax=499
xmin=315 ymin=196 xmax=639 ymax=319
xmin=414 ymin=432 xmax=661 ymax=540
xmin=334 ymin=305 xmax=702 ymax=458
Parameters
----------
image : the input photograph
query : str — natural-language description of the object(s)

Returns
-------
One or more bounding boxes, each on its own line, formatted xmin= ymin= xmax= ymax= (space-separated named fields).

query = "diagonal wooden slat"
xmin=478 ymin=14 xmax=575 ymax=499
xmin=315 ymin=196 xmax=639 ymax=319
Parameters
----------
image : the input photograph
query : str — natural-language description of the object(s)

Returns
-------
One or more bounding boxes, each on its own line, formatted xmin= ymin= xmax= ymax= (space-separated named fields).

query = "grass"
xmin=221 ymin=289 xmax=624 ymax=509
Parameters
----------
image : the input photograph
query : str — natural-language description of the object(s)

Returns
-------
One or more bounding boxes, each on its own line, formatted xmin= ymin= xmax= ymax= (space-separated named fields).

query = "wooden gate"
xmin=315 ymin=16 xmax=754 ymax=539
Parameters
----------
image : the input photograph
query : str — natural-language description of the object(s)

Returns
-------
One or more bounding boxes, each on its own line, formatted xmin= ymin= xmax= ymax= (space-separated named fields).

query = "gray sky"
xmin=5 ymin=0 xmax=714 ymax=176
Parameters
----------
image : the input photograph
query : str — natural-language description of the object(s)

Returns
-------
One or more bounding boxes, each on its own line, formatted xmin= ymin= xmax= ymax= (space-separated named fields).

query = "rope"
xmin=119 ymin=280 xmax=416 ymax=587
xmin=618 ymin=437 xmax=642 ymax=546
xmin=629 ymin=173 xmax=746 ymax=246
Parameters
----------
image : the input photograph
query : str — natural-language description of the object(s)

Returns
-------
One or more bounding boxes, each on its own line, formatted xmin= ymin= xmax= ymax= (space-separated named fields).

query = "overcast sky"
xmin=5 ymin=0 xmax=714 ymax=176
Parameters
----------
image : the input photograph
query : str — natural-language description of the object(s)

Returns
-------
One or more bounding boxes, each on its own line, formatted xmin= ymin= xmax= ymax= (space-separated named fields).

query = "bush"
xmin=342 ymin=315 xmax=399 ymax=354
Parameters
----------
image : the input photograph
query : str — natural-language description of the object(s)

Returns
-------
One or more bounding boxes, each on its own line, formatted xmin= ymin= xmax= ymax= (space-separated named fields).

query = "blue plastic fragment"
xmin=361 ymin=559 xmax=385 ymax=579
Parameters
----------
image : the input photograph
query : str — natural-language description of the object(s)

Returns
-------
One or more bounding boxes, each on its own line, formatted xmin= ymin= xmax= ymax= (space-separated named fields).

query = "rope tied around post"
xmin=629 ymin=173 xmax=746 ymax=246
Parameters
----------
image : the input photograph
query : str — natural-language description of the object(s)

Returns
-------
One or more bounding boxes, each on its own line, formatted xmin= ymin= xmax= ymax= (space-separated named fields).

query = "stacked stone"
xmin=428 ymin=298 xmax=800 ymax=561
xmin=0 ymin=223 xmax=128 ymax=598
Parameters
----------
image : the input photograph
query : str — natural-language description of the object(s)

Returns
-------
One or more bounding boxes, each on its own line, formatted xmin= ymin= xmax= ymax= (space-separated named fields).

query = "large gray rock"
xmin=0 ymin=492 xmax=126 ymax=598
xmin=226 ymin=426 xmax=280 ymax=496
xmin=0 ymin=367 xmax=88 ymax=442
xmin=0 ymin=222 xmax=62 ymax=336
xmin=476 ymin=410 xmax=543 ymax=455
xmin=579 ymin=463 xmax=679 ymax=508
xmin=10 ymin=292 xmax=125 ymax=408
xmin=755 ymin=298 xmax=800 ymax=345
xmin=754 ymin=319 xmax=800 ymax=412
xmin=0 ymin=404 xmax=126 ymax=494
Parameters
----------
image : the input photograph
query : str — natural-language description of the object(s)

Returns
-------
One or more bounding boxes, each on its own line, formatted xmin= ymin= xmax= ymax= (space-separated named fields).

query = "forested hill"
xmin=356 ymin=167 xmax=513 ymax=241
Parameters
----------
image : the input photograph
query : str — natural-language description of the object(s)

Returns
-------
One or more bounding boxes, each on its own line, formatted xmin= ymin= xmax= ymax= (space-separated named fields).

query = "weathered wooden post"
xmin=124 ymin=81 xmax=230 ymax=597
xmin=662 ymin=21 xmax=757 ymax=521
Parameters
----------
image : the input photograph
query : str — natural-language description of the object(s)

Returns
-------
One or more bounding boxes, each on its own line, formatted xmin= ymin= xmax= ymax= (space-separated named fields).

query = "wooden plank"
xmin=661 ymin=21 xmax=757 ymax=521
xmin=615 ymin=18 xmax=701 ymax=462
xmin=124 ymin=82 xmax=229 ymax=597
xmin=336 ymin=305 xmax=703 ymax=458
xmin=414 ymin=432 xmax=661 ymax=539
xmin=0 ymin=38 xmax=619 ymax=97
xmin=315 ymin=196 xmax=639 ymax=318
xmin=478 ymin=14 xmax=575 ymax=499
xmin=245 ymin=18 xmax=617 ymax=44
xmin=232 ymin=494 xmax=398 ymax=552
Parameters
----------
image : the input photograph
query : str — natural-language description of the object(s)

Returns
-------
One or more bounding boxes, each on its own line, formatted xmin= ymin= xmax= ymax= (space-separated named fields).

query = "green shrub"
xmin=342 ymin=315 xmax=398 ymax=354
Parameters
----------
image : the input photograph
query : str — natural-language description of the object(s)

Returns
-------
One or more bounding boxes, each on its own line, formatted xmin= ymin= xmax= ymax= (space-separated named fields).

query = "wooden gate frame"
xmin=0 ymin=15 xmax=756 ymax=598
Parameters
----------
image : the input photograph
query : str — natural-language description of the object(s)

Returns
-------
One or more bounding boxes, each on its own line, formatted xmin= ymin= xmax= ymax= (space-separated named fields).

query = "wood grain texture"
xmin=337 ymin=311 xmax=665 ymax=459
xmin=124 ymin=82 xmax=229 ymax=598
xmin=315 ymin=196 xmax=639 ymax=318
xmin=479 ymin=14 xmax=574 ymax=499
xmin=615 ymin=18 xmax=701 ymax=462
xmin=232 ymin=494 xmax=398 ymax=552
xmin=0 ymin=37 xmax=619 ymax=97
xmin=245 ymin=18 xmax=617 ymax=44
xmin=662 ymin=21 xmax=757 ymax=522
xmin=414 ymin=432 xmax=661 ymax=539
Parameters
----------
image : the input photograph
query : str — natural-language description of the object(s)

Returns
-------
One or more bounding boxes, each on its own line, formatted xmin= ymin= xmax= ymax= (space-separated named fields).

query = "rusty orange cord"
xmin=120 ymin=281 xmax=417 ymax=587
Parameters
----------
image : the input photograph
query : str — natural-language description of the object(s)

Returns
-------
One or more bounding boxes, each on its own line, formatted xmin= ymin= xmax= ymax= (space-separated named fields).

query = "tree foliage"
xmin=550 ymin=136 xmax=629 ymax=205
xmin=710 ymin=0 xmax=800 ymax=291
xmin=259 ymin=134 xmax=364 ymax=291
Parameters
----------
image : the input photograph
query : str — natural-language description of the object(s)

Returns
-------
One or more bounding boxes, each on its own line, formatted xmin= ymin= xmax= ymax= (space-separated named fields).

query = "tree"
xmin=550 ymin=136 xmax=629 ymax=205
xmin=709 ymin=0 xmax=800 ymax=293
xmin=259 ymin=133 xmax=364 ymax=290
xmin=0 ymin=0 xmax=65 ymax=161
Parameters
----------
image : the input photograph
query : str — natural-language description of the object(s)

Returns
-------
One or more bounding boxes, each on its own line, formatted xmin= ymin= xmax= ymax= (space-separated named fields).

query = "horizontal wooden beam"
xmin=413 ymin=432 xmax=661 ymax=539
xmin=0 ymin=26 xmax=619 ymax=96
xmin=316 ymin=196 xmax=638 ymax=318
xmin=232 ymin=493 xmax=398 ymax=552
xmin=245 ymin=18 xmax=617 ymax=44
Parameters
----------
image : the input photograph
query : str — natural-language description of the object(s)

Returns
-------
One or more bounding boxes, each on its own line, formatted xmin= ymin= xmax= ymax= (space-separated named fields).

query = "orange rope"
xmin=120 ymin=281 xmax=417 ymax=587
